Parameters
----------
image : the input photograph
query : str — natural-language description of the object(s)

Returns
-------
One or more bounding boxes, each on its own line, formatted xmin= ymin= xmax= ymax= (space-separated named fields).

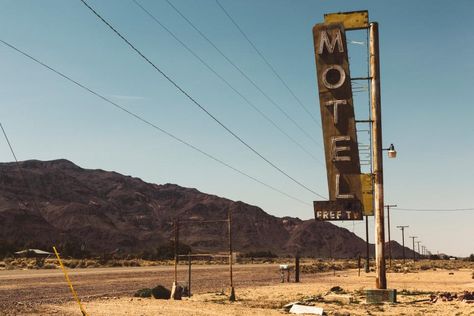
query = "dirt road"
xmin=0 ymin=263 xmax=285 ymax=313
xmin=1 ymin=264 xmax=473 ymax=315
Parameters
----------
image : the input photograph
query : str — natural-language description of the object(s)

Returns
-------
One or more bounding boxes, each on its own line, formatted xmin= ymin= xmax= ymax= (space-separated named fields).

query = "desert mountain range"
xmin=0 ymin=159 xmax=416 ymax=258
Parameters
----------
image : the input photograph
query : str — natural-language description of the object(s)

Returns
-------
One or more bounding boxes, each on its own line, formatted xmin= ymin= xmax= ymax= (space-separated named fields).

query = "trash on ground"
xmin=289 ymin=304 xmax=324 ymax=315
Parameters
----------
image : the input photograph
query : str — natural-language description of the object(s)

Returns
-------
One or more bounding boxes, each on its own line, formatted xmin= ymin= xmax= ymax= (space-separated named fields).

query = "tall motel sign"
xmin=312 ymin=11 xmax=392 ymax=291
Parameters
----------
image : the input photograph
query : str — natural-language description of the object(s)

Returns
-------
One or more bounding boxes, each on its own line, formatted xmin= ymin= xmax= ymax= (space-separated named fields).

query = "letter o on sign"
xmin=321 ymin=65 xmax=346 ymax=89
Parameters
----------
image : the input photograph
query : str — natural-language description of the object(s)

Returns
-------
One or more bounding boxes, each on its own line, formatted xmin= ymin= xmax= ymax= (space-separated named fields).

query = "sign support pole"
xmin=365 ymin=215 xmax=370 ymax=273
xmin=369 ymin=22 xmax=387 ymax=289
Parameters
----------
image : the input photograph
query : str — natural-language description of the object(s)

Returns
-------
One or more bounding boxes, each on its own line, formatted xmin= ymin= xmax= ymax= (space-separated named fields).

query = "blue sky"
xmin=0 ymin=0 xmax=473 ymax=257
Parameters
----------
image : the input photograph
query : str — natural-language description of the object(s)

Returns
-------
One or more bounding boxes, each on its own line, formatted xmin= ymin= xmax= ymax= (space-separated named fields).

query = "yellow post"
xmin=53 ymin=246 xmax=89 ymax=316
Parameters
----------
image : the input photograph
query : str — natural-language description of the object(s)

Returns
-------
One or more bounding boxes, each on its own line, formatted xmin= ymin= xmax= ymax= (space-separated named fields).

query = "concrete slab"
xmin=366 ymin=289 xmax=397 ymax=304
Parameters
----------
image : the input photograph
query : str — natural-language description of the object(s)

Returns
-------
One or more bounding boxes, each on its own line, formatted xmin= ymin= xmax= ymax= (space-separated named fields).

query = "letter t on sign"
xmin=325 ymin=99 xmax=348 ymax=125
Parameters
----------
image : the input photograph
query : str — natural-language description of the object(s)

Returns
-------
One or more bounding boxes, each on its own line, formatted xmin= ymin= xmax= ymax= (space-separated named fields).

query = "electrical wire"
xmin=0 ymin=38 xmax=312 ymax=206
xmin=79 ymin=0 xmax=326 ymax=199
xmin=164 ymin=0 xmax=322 ymax=148
xmin=0 ymin=122 xmax=43 ymax=214
xmin=394 ymin=208 xmax=474 ymax=212
xmin=132 ymin=0 xmax=323 ymax=165
xmin=215 ymin=0 xmax=321 ymax=129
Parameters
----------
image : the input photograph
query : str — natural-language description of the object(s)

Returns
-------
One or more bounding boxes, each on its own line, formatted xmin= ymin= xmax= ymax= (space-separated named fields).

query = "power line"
xmin=164 ymin=0 xmax=322 ymax=148
xmin=215 ymin=0 xmax=321 ymax=129
xmin=79 ymin=0 xmax=326 ymax=199
xmin=0 ymin=122 xmax=43 ymax=214
xmin=0 ymin=38 xmax=312 ymax=207
xmin=395 ymin=207 xmax=474 ymax=212
xmin=132 ymin=0 xmax=323 ymax=165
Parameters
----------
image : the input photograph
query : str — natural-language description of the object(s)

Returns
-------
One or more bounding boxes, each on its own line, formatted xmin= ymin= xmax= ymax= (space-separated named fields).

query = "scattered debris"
xmin=459 ymin=291 xmax=474 ymax=302
xmin=134 ymin=288 xmax=152 ymax=298
xmin=324 ymin=294 xmax=354 ymax=304
xmin=283 ymin=301 xmax=302 ymax=312
xmin=429 ymin=291 xmax=474 ymax=303
xmin=289 ymin=304 xmax=323 ymax=315
xmin=151 ymin=285 xmax=171 ymax=299
xmin=328 ymin=286 xmax=345 ymax=294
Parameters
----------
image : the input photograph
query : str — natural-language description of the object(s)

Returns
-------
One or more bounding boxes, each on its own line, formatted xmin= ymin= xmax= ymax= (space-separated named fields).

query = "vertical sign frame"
xmin=313 ymin=23 xmax=363 ymax=221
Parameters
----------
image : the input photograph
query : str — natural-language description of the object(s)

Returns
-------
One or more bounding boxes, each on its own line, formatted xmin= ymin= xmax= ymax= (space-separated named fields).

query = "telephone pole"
xmin=396 ymin=225 xmax=409 ymax=264
xmin=370 ymin=22 xmax=387 ymax=290
xmin=416 ymin=241 xmax=421 ymax=260
xmin=409 ymin=236 xmax=417 ymax=263
xmin=385 ymin=204 xmax=397 ymax=267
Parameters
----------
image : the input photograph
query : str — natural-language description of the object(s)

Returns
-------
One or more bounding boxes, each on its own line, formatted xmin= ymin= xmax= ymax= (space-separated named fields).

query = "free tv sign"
xmin=313 ymin=23 xmax=363 ymax=221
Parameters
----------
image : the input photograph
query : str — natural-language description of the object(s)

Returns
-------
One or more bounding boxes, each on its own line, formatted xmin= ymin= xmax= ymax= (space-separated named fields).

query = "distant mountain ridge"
xmin=0 ymin=159 xmax=416 ymax=258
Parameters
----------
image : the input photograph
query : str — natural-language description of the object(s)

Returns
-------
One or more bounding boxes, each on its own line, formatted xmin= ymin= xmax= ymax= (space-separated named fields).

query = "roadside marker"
xmin=52 ymin=246 xmax=89 ymax=316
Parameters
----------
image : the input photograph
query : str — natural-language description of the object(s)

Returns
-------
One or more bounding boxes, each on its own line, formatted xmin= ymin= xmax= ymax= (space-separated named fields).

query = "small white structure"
xmin=14 ymin=249 xmax=54 ymax=257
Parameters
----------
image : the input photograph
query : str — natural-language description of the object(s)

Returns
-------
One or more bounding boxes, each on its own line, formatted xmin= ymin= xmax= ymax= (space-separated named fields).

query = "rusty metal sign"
xmin=313 ymin=22 xmax=363 ymax=221
xmin=324 ymin=11 xmax=369 ymax=30
xmin=360 ymin=173 xmax=374 ymax=216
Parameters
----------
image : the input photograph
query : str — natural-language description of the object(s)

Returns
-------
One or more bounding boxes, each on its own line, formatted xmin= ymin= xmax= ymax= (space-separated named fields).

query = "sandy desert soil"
xmin=1 ymin=262 xmax=473 ymax=315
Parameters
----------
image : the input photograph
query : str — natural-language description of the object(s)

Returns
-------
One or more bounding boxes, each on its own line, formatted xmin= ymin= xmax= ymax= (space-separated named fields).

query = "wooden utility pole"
xmin=416 ymin=241 xmax=421 ymax=260
xmin=171 ymin=218 xmax=180 ymax=300
xmin=228 ymin=209 xmax=235 ymax=301
xmin=295 ymin=253 xmax=300 ymax=283
xmin=410 ymin=236 xmax=417 ymax=263
xmin=385 ymin=204 xmax=397 ymax=268
xmin=370 ymin=22 xmax=386 ymax=289
xmin=187 ymin=252 xmax=192 ymax=296
xmin=396 ymin=225 xmax=408 ymax=264
xmin=174 ymin=219 xmax=179 ymax=284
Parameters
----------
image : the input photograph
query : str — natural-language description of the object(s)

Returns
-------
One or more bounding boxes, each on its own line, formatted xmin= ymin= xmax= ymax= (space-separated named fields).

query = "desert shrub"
xmin=43 ymin=263 xmax=58 ymax=269
xmin=64 ymin=260 xmax=79 ymax=269
xmin=151 ymin=285 xmax=171 ymax=299
xmin=134 ymin=288 xmax=152 ymax=298
xmin=76 ymin=260 xmax=87 ymax=268
xmin=129 ymin=260 xmax=140 ymax=267
xmin=467 ymin=254 xmax=474 ymax=262
xmin=98 ymin=253 xmax=112 ymax=265
xmin=420 ymin=264 xmax=431 ymax=270
xmin=85 ymin=260 xmax=96 ymax=268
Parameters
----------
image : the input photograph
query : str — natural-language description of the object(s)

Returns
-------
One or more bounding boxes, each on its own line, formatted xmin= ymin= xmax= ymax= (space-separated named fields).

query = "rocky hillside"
xmin=0 ymin=159 xmax=416 ymax=258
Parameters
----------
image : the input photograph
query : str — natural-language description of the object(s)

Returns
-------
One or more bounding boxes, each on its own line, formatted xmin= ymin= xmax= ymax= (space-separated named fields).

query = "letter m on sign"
xmin=317 ymin=29 xmax=344 ymax=54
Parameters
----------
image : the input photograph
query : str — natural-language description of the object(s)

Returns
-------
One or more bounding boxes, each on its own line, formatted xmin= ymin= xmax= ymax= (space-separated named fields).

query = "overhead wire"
xmin=0 ymin=122 xmax=43 ymax=214
xmin=164 ymin=0 xmax=322 ymax=148
xmin=132 ymin=0 xmax=323 ymax=165
xmin=215 ymin=0 xmax=321 ymax=129
xmin=78 ymin=0 xmax=326 ymax=199
xmin=0 ymin=38 xmax=312 ymax=206
xmin=394 ymin=207 xmax=474 ymax=212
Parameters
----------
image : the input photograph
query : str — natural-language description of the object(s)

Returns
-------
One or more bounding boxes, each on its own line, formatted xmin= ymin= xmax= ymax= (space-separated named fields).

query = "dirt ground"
xmin=1 ymin=263 xmax=473 ymax=315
